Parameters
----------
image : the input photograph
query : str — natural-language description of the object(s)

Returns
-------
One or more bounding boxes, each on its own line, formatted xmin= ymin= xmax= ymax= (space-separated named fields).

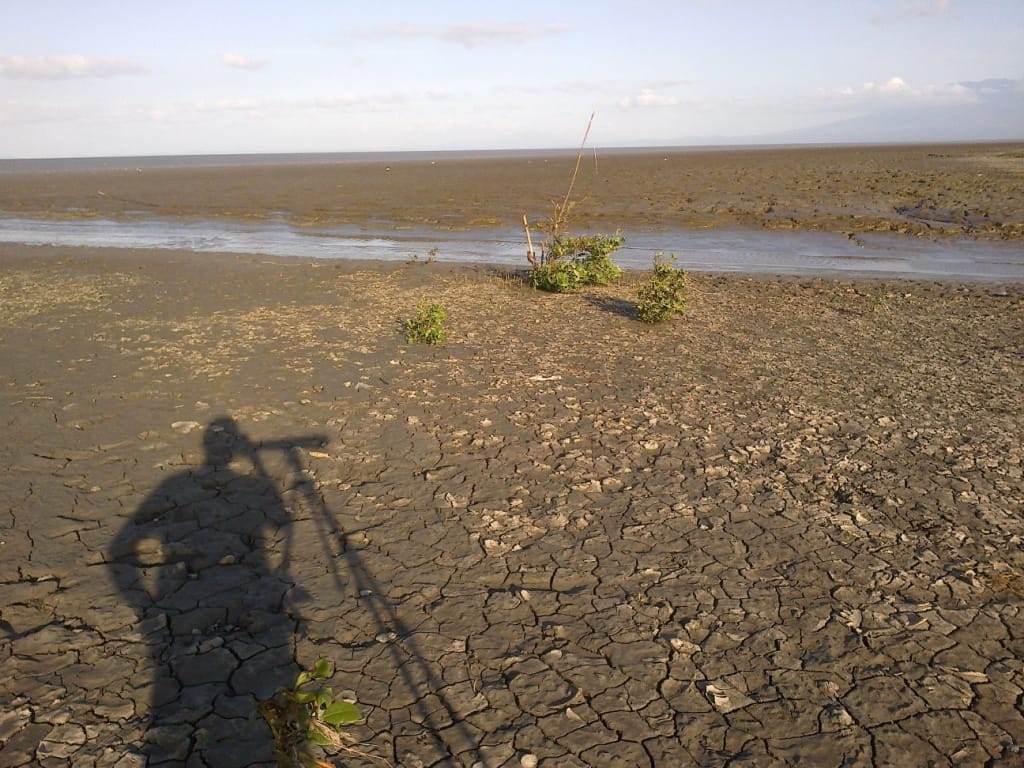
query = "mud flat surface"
xmin=2 ymin=244 xmax=1023 ymax=766
xmin=2 ymin=143 xmax=1023 ymax=241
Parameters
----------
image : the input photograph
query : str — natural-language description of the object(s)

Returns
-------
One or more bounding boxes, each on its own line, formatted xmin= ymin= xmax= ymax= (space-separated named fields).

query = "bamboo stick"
xmin=523 ymin=214 xmax=536 ymax=267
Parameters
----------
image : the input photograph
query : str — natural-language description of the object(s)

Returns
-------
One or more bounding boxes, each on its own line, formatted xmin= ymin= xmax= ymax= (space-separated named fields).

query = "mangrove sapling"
xmin=636 ymin=255 xmax=688 ymax=323
xmin=404 ymin=301 xmax=447 ymax=345
xmin=528 ymin=232 xmax=625 ymax=292
xmin=258 ymin=658 xmax=384 ymax=768
xmin=523 ymin=113 xmax=625 ymax=292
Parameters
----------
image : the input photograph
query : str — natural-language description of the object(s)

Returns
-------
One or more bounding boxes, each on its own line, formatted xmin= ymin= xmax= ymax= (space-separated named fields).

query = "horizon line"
xmin=3 ymin=138 xmax=1022 ymax=165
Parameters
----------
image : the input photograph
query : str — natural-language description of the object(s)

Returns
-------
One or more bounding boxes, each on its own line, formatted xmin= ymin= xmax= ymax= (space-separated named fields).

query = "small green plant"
xmin=258 ymin=658 xmax=368 ymax=768
xmin=636 ymin=255 xmax=687 ymax=323
xmin=529 ymin=233 xmax=624 ymax=293
xmin=404 ymin=301 xmax=447 ymax=344
xmin=870 ymin=285 xmax=891 ymax=314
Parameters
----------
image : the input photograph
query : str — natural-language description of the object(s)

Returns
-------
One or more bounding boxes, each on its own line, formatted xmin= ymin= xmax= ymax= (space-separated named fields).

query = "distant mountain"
xmin=771 ymin=78 xmax=1024 ymax=144
xmin=639 ymin=78 xmax=1024 ymax=148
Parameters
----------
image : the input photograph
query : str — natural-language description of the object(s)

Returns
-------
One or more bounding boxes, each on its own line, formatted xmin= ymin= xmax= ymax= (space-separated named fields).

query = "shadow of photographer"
xmin=108 ymin=417 xmax=321 ymax=765
xmin=108 ymin=417 xmax=478 ymax=766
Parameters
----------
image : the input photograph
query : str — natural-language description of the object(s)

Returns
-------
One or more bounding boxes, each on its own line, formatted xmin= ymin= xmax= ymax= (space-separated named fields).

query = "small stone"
xmin=197 ymin=636 xmax=224 ymax=653
xmin=669 ymin=637 xmax=699 ymax=655
xmin=701 ymin=681 xmax=754 ymax=714
xmin=520 ymin=754 xmax=539 ymax=768
xmin=821 ymin=703 xmax=855 ymax=729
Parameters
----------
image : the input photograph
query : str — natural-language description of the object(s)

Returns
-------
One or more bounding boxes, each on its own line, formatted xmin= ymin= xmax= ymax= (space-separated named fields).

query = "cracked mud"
xmin=2 ymin=246 xmax=1023 ymax=766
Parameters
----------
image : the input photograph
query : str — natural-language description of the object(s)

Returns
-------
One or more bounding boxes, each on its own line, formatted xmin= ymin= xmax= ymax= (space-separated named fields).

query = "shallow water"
xmin=1 ymin=216 xmax=1022 ymax=282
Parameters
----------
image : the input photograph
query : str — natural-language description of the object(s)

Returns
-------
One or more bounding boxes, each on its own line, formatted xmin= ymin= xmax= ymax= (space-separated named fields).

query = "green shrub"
xmin=258 ymin=658 xmax=366 ymax=768
xmin=530 ymin=233 xmax=624 ymax=293
xmin=404 ymin=302 xmax=447 ymax=344
xmin=529 ymin=260 xmax=586 ymax=292
xmin=636 ymin=257 xmax=687 ymax=323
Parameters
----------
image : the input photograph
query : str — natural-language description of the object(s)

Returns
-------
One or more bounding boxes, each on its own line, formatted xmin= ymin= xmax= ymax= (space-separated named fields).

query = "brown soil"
xmin=2 ymin=142 xmax=1023 ymax=240
xmin=2 ymin=242 xmax=1023 ymax=766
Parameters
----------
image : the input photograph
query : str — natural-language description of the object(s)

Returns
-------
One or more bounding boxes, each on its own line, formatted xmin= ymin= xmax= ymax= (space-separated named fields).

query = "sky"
xmin=1 ymin=0 xmax=1022 ymax=158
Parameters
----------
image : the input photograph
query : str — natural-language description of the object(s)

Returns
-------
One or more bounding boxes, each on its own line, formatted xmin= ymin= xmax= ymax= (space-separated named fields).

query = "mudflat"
xmin=1 ymin=143 xmax=1024 ymax=767
xmin=2 ymin=142 xmax=1023 ymax=240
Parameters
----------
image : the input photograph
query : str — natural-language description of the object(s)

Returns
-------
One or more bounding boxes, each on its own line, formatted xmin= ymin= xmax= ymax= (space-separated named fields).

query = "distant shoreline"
xmin=1 ymin=139 xmax=1020 ymax=173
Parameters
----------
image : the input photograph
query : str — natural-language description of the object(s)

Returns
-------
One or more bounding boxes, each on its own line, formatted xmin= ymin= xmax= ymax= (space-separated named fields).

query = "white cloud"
xmin=620 ymin=88 xmax=679 ymax=108
xmin=869 ymin=0 xmax=951 ymax=24
xmin=864 ymin=76 xmax=909 ymax=94
xmin=358 ymin=21 xmax=569 ymax=48
xmin=0 ymin=99 xmax=85 ymax=124
xmin=440 ymin=22 xmax=569 ymax=47
xmin=818 ymin=76 xmax=977 ymax=107
xmin=196 ymin=97 xmax=269 ymax=111
xmin=191 ymin=90 xmax=410 ymax=117
xmin=220 ymin=53 xmax=267 ymax=70
xmin=312 ymin=91 xmax=407 ymax=111
xmin=0 ymin=55 xmax=145 ymax=79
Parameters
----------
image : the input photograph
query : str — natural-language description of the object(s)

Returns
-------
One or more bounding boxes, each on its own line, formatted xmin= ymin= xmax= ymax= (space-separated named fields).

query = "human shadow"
xmin=108 ymin=417 xmax=323 ymax=767
xmin=109 ymin=417 xmax=480 ymax=766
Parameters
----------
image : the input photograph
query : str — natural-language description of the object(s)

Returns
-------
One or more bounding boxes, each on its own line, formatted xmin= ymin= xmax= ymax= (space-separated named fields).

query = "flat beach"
xmin=2 ymin=145 xmax=1024 ymax=767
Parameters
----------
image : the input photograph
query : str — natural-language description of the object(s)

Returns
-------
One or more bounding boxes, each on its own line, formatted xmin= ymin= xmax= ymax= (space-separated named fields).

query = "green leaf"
xmin=312 ymin=658 xmax=333 ymax=679
xmin=321 ymin=700 xmax=363 ymax=726
xmin=316 ymin=688 xmax=333 ymax=709
xmin=308 ymin=729 xmax=333 ymax=746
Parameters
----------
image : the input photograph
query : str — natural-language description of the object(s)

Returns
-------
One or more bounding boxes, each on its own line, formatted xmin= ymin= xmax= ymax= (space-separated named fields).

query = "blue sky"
xmin=1 ymin=0 xmax=1021 ymax=158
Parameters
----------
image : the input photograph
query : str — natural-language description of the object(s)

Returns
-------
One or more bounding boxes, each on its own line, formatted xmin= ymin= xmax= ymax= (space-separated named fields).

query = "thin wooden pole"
xmin=554 ymin=111 xmax=595 ymax=237
xmin=523 ymin=214 xmax=536 ymax=267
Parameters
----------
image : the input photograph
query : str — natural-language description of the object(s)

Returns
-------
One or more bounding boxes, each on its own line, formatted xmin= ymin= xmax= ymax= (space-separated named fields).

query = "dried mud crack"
xmin=1 ymin=247 xmax=1023 ymax=767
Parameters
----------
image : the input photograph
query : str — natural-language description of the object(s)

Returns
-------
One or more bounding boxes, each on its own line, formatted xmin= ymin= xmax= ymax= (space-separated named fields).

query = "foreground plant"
xmin=636 ymin=255 xmax=687 ymax=322
xmin=529 ymin=233 xmax=625 ymax=292
xmin=522 ymin=113 xmax=625 ymax=293
xmin=258 ymin=659 xmax=375 ymax=768
xmin=404 ymin=301 xmax=447 ymax=344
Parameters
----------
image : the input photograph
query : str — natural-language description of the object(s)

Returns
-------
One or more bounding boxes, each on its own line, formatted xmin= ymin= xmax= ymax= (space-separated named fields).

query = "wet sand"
xmin=2 ymin=142 xmax=1023 ymax=240
xmin=2 ymin=144 xmax=1024 ymax=766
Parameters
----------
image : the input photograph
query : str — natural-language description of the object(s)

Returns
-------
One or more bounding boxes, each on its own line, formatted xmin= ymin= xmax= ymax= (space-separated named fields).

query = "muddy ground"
xmin=2 ymin=239 xmax=1023 ymax=766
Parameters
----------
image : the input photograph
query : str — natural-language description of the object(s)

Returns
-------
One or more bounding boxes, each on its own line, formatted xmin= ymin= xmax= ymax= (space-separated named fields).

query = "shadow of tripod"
xmin=279 ymin=438 xmax=482 ymax=766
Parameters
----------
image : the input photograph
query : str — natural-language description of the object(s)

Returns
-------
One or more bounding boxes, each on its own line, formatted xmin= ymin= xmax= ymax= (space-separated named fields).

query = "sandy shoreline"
xmin=2 ymin=142 xmax=1023 ymax=242
xmin=2 ymin=242 xmax=1024 ymax=765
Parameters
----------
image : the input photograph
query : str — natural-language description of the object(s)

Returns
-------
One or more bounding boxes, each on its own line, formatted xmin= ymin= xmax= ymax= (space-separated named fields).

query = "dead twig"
xmin=552 ymin=111 xmax=595 ymax=239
